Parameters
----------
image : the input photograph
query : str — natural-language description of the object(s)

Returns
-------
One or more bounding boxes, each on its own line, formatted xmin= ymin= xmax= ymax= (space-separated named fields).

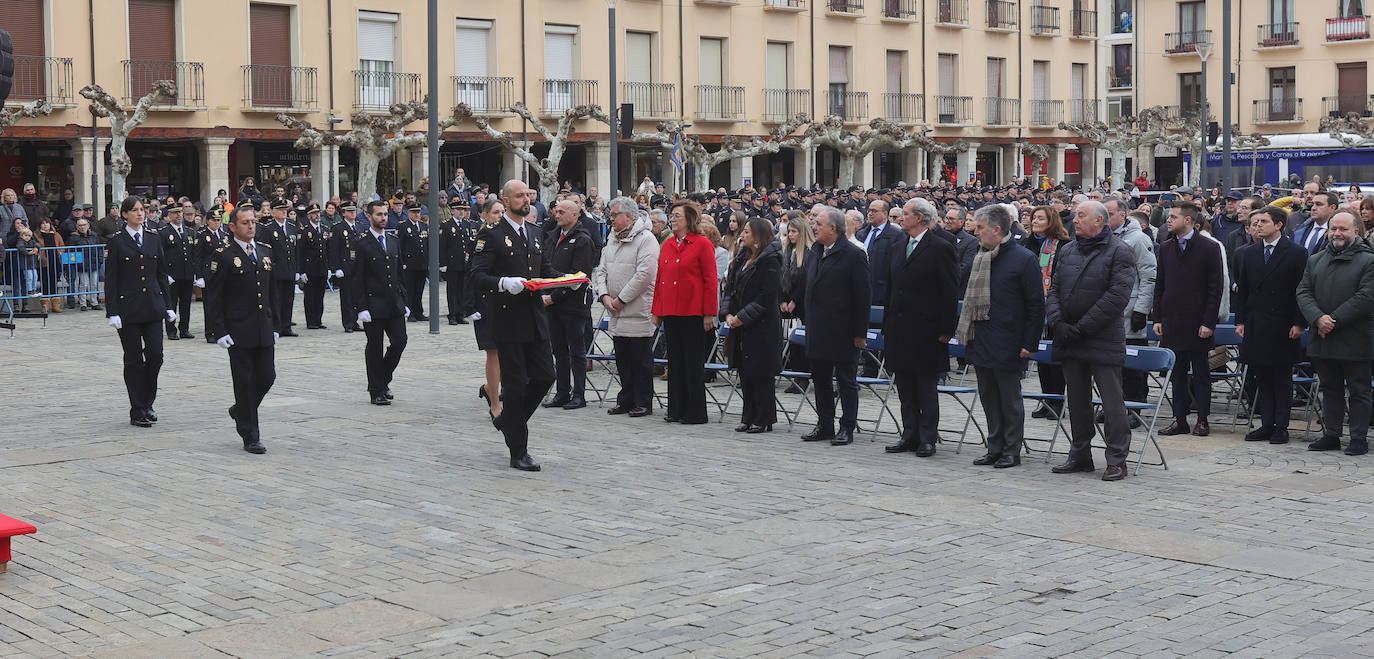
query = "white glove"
xmin=108 ymin=315 xmax=123 ymax=330
xmin=272 ymin=332 xmax=279 ymax=344
xmin=439 ymin=266 xmax=448 ymax=273
xmin=217 ymin=335 xmax=235 ymax=348
xmin=166 ymin=309 xmax=177 ymax=322
xmin=332 ymin=269 xmax=344 ymax=278
xmin=404 ymin=307 xmax=411 ymax=317
xmin=193 ymin=278 xmax=205 ymax=288
xmin=357 ymin=310 xmax=372 ymax=323
xmin=167 ymin=275 xmax=175 ymax=286
xmin=499 ymin=277 xmax=527 ymax=295
xmin=301 ymin=274 xmax=308 ymax=283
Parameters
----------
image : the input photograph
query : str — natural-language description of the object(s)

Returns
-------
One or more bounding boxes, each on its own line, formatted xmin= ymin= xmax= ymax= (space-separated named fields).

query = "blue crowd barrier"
xmin=1 ymin=244 xmax=108 ymax=311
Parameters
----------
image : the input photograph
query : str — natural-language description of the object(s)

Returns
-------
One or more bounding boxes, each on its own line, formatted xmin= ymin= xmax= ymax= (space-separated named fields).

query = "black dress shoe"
xmin=347 ymin=324 xmax=363 ymax=332
xmin=735 ymin=423 xmax=751 ymax=432
xmin=384 ymin=389 xmax=394 ymax=400
xmin=994 ymin=455 xmax=1021 ymax=469
xmin=1245 ymin=426 xmax=1274 ymax=442
xmin=180 ymin=332 xmax=195 ymax=339
xmin=801 ymin=425 xmax=834 ymax=442
xmin=1101 ymin=464 xmax=1127 ymax=481
xmin=543 ymin=396 xmax=571 ymax=409
xmin=1031 ymin=404 xmax=1050 ymax=419
xmin=830 ymin=428 xmax=855 ymax=445
xmin=370 ymin=395 xmax=391 ymax=406
xmin=664 ymin=416 xmax=681 ymax=423
xmin=243 ymin=441 xmax=266 ymax=454
xmin=129 ymin=417 xmax=153 ymax=428
xmin=414 ymin=314 xmax=428 ymax=321
xmin=228 ymin=405 xmax=239 ymax=421
xmin=1308 ymin=436 xmax=1342 ymax=451
xmin=1158 ymin=419 xmax=1191 ymax=436
xmin=510 ymin=454 xmax=542 ymax=471
xmin=280 ymin=330 xmax=299 ymax=337
xmin=1345 ymin=440 xmax=1368 ymax=456
xmin=562 ymin=397 xmax=587 ymax=410
xmin=166 ymin=332 xmax=180 ymax=341
xmin=972 ymin=453 xmax=999 ymax=466
xmin=1192 ymin=419 xmax=1210 ymax=437
xmin=628 ymin=407 xmax=651 ymax=417
xmin=608 ymin=405 xmax=630 ymax=415
xmin=679 ymin=418 xmax=708 ymax=425
xmin=344 ymin=326 xmax=355 ymax=333
xmin=1269 ymin=429 xmax=1290 ymax=445
xmin=746 ymin=424 xmax=773 ymax=434
xmin=448 ymin=318 xmax=459 ymax=325
xmin=491 ymin=414 xmax=504 ymax=431
xmin=885 ymin=441 xmax=917 ymax=453
xmin=456 ymin=318 xmax=469 ymax=324
xmin=144 ymin=408 xmax=158 ymax=423
xmin=1052 ymin=459 xmax=1096 ymax=473
xmin=914 ymin=443 xmax=936 ymax=457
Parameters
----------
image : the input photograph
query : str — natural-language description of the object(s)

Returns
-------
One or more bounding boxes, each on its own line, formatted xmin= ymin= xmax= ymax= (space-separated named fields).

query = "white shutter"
xmin=939 ymin=54 xmax=956 ymax=95
xmin=625 ymin=32 xmax=652 ymax=83
xmin=455 ymin=24 xmax=490 ymax=77
xmin=544 ymin=31 xmax=575 ymax=79
xmin=828 ymin=46 xmax=849 ymax=84
xmin=886 ymin=51 xmax=903 ymax=93
xmin=986 ymin=58 xmax=1003 ymax=97
xmin=358 ymin=17 xmax=396 ymax=63
xmin=699 ymin=38 xmax=722 ymax=86
xmin=766 ymin=43 xmax=788 ymax=89
xmin=1070 ymin=63 xmax=1086 ymax=99
xmin=1033 ymin=61 xmax=1049 ymax=100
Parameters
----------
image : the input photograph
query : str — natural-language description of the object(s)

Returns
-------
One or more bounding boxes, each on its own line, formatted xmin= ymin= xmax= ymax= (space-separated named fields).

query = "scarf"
xmin=1037 ymin=236 xmax=1058 ymax=296
xmin=956 ymin=237 xmax=1003 ymax=344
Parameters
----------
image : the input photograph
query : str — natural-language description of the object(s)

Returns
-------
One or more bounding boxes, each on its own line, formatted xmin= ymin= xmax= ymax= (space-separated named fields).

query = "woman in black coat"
xmin=723 ymin=218 xmax=784 ymax=433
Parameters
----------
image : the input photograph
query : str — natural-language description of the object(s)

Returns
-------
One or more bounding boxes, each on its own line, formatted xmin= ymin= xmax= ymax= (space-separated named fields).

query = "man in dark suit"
xmin=1292 ymin=190 xmax=1337 ymax=255
xmin=799 ymin=206 xmax=871 ymax=447
xmin=397 ymin=202 xmax=430 ymax=322
xmin=327 ymin=201 xmax=363 ymax=332
xmin=883 ymin=197 xmax=958 ymax=457
xmin=1234 ymin=206 xmax=1307 ymax=445
xmin=540 ymin=199 xmax=597 ymax=410
xmin=205 ymin=205 xmax=278 ymax=454
xmin=855 ymin=200 xmax=903 ymax=305
xmin=439 ymin=198 xmax=471 ymax=325
xmin=258 ymin=198 xmax=300 ymax=337
xmin=470 ymin=179 xmax=565 ymax=472
xmin=106 ymin=198 xmax=175 ymax=428
xmin=1153 ymin=201 xmax=1225 ymax=437
xmin=196 ymin=207 xmax=233 ymax=342
xmin=159 ymin=206 xmax=197 ymax=340
xmin=350 ymin=200 xmax=409 ymax=405
xmin=297 ymin=202 xmax=329 ymax=329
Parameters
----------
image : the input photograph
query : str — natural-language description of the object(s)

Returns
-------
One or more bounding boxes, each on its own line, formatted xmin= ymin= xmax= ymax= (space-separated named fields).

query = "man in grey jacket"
xmin=1296 ymin=211 xmax=1374 ymax=456
xmin=1107 ymin=198 xmax=1156 ymax=417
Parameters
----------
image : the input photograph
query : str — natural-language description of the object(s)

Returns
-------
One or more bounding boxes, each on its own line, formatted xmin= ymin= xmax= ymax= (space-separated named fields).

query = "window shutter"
xmin=0 ymin=0 xmax=44 ymax=56
xmin=885 ymin=51 xmax=903 ymax=93
xmin=698 ymin=38 xmax=722 ymax=86
xmin=128 ymin=0 xmax=176 ymax=62
xmin=828 ymin=47 xmax=848 ymax=84
xmin=358 ymin=17 xmax=396 ymax=63
xmin=455 ymin=26 xmax=489 ymax=77
xmin=766 ymin=43 xmax=788 ymax=89
xmin=250 ymin=4 xmax=291 ymax=67
xmin=544 ymin=32 xmax=575 ymax=80
xmin=625 ymin=32 xmax=652 ymax=84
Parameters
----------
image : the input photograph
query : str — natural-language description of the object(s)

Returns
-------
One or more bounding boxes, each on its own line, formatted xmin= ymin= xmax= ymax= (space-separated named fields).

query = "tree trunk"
xmin=838 ymin=154 xmax=856 ymax=188
xmin=693 ymin=161 xmax=712 ymax=192
xmin=108 ymin=132 xmax=131 ymax=202
xmin=1110 ymin=147 xmax=1129 ymax=194
xmin=356 ymin=147 xmax=381 ymax=201
xmin=1188 ymin=137 xmax=1205 ymax=188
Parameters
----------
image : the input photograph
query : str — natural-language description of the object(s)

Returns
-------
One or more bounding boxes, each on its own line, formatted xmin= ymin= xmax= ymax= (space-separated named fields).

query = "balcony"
xmin=985 ymin=97 xmax=1020 ymax=126
xmin=353 ymin=70 xmax=421 ymax=111
xmin=1323 ymin=95 xmax=1374 ymax=118
xmin=622 ymin=81 xmax=675 ymax=119
xmin=882 ymin=92 xmax=924 ymax=124
xmin=1165 ymin=29 xmax=1212 ymax=54
xmin=1253 ymin=97 xmax=1303 ymax=123
xmin=1031 ymin=5 xmax=1061 ymax=35
xmin=123 ymin=60 xmax=205 ymax=109
xmin=763 ymin=88 xmax=810 ymax=123
xmin=1163 ymin=105 xmax=1205 ymax=122
xmin=1068 ymin=98 xmax=1099 ymax=123
xmin=1326 ymin=15 xmax=1370 ymax=42
xmin=987 ymin=1 xmax=1017 ymax=30
xmin=454 ymin=76 xmax=516 ymax=114
xmin=1109 ymin=65 xmax=1132 ymax=89
xmin=541 ymin=78 xmax=599 ymax=115
xmin=1029 ymin=100 xmax=1063 ymax=126
xmin=763 ymin=0 xmax=806 ymax=9
xmin=827 ymin=91 xmax=868 ymax=123
xmin=8 ymin=55 xmax=75 ymax=107
xmin=1257 ymin=22 xmax=1300 ymax=48
xmin=880 ymin=0 xmax=918 ymax=20
xmin=1071 ymin=9 xmax=1097 ymax=37
xmin=241 ymin=65 xmax=317 ymax=112
xmin=935 ymin=95 xmax=972 ymax=125
xmin=695 ymin=85 xmax=745 ymax=121
xmin=936 ymin=0 xmax=969 ymax=26
xmin=826 ymin=0 xmax=862 ymax=13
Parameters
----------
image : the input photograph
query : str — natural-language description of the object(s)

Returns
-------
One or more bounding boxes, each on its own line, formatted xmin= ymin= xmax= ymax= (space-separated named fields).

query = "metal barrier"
xmin=1 ymin=245 xmax=107 ymax=320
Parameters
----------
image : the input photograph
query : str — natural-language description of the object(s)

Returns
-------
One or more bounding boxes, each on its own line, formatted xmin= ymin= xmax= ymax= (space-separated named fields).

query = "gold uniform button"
xmin=258 ymin=304 xmax=263 ymax=309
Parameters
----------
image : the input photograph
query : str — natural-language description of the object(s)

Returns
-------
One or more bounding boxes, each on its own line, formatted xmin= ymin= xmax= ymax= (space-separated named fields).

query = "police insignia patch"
xmin=505 ymin=236 xmax=513 ymax=247
xmin=233 ymin=257 xmax=242 ymax=268
xmin=210 ymin=260 xmax=218 ymax=272
xmin=475 ymin=239 xmax=485 ymax=252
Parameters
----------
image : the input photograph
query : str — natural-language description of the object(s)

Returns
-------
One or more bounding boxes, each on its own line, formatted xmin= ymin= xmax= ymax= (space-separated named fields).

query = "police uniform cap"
xmin=270 ymin=197 xmax=291 ymax=210
xmin=339 ymin=201 xmax=357 ymax=212
xmin=306 ymin=202 xmax=322 ymax=214
xmin=294 ymin=203 xmax=309 ymax=214
xmin=405 ymin=201 xmax=422 ymax=211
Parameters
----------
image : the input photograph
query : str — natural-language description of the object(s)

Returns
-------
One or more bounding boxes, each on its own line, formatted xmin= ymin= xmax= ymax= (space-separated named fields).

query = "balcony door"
xmin=1337 ymin=62 xmax=1369 ymax=116
xmin=1179 ymin=72 xmax=1202 ymax=117
xmin=358 ymin=13 xmax=398 ymax=108
xmin=699 ymin=37 xmax=725 ymax=118
xmin=128 ymin=0 xmax=176 ymax=102
xmin=828 ymin=46 xmax=851 ymax=118
xmin=938 ymin=53 xmax=958 ymax=122
xmin=544 ymin=27 xmax=578 ymax=112
xmin=766 ymin=42 xmax=790 ymax=119
xmin=455 ymin=20 xmax=492 ymax=110
xmin=1179 ymin=1 xmax=1205 ymax=42
xmin=1268 ymin=67 xmax=1296 ymax=119
xmin=624 ymin=31 xmax=655 ymax=114
xmin=250 ymin=3 xmax=291 ymax=107
xmin=986 ymin=57 xmax=1005 ymax=123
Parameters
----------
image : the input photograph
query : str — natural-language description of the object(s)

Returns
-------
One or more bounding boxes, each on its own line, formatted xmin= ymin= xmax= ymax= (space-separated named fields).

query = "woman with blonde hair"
xmin=722 ymin=210 xmax=746 ymax=256
xmin=0 ymin=187 xmax=27 ymax=242
xmin=778 ymin=211 xmax=815 ymax=394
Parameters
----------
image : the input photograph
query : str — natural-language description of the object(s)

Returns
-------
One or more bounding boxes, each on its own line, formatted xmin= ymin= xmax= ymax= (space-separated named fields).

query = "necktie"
xmin=865 ymin=227 xmax=878 ymax=251
xmin=1264 ymin=244 xmax=1272 ymax=263
xmin=134 ymin=231 xmax=141 ymax=247
xmin=1307 ymin=226 xmax=1321 ymax=251
xmin=378 ymin=234 xmax=386 ymax=251
xmin=517 ymin=226 xmax=525 ymax=242
xmin=247 ymin=245 xmax=256 ymax=262
xmin=1178 ymin=237 xmax=1187 ymax=252
xmin=906 ymin=237 xmax=917 ymax=258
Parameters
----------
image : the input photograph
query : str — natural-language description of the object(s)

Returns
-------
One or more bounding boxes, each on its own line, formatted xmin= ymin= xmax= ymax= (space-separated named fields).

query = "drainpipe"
xmin=89 ymin=0 xmax=99 ymax=208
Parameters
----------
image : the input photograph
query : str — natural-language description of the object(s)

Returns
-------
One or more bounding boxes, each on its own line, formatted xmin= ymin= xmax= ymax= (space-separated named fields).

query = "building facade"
xmin=2 ymin=0 xmax=1104 ymax=210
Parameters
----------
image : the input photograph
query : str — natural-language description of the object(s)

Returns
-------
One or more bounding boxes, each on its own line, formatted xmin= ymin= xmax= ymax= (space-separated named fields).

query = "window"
xmin=1107 ymin=96 xmax=1133 ymax=122
xmin=1112 ymin=0 xmax=1132 ymax=32
xmin=766 ymin=42 xmax=790 ymax=89
xmin=1071 ymin=63 xmax=1087 ymax=100
xmin=1179 ymin=1 xmax=1205 ymax=37
xmin=1336 ymin=62 xmax=1368 ymax=116
xmin=986 ymin=57 xmax=1005 ymax=98
xmin=885 ymin=50 xmax=906 ymax=94
xmin=1268 ymin=0 xmax=1294 ymax=25
xmin=358 ymin=11 xmax=398 ymax=107
xmin=828 ymin=46 xmax=851 ymax=116
xmin=1267 ymin=66 xmax=1296 ymax=119
xmin=1110 ymin=44 xmax=1132 ymax=88
xmin=545 ymin=25 xmax=579 ymax=111
xmin=1340 ymin=0 xmax=1365 ymax=19
xmin=699 ymin=37 xmax=727 ymax=117
xmin=455 ymin=19 xmax=492 ymax=108
xmin=1032 ymin=61 xmax=1050 ymax=101
xmin=937 ymin=53 xmax=960 ymax=122
xmin=625 ymin=32 xmax=654 ymax=84
xmin=249 ymin=3 xmax=292 ymax=107
xmin=1179 ymin=71 xmax=1202 ymax=116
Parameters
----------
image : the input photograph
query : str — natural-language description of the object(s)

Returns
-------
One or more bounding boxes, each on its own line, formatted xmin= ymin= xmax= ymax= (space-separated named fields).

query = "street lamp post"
xmin=1195 ymin=40 xmax=1213 ymax=189
xmin=607 ymin=0 xmax=619 ymax=198
xmin=1221 ymin=0 xmax=1233 ymax=193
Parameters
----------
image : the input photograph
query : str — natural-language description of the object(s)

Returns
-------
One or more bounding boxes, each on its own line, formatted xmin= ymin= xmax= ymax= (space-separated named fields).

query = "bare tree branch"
xmin=0 ymin=100 xmax=53 ymax=134
xmin=81 ymin=80 xmax=177 ymax=203
xmin=453 ymin=102 xmax=603 ymax=200
xmin=278 ymin=101 xmax=453 ymax=199
xmin=1320 ymin=113 xmax=1374 ymax=148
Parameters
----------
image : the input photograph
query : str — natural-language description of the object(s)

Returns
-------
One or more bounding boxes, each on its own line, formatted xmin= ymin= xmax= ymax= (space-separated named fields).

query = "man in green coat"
xmin=1295 ymin=211 xmax=1374 ymax=455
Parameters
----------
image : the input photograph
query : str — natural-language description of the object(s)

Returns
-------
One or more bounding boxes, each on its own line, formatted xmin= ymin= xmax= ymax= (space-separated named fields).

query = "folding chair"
xmin=855 ymin=330 xmax=901 ymax=441
xmin=1207 ymin=324 xmax=1245 ymax=421
xmin=1022 ymin=341 xmax=1072 ymax=460
xmin=1041 ymin=346 xmax=1174 ymax=474
xmin=777 ymin=327 xmax=819 ymax=429
xmin=705 ymin=325 xmax=741 ymax=421
xmin=942 ymin=338 xmax=987 ymax=453
xmin=585 ymin=316 xmax=620 ymax=405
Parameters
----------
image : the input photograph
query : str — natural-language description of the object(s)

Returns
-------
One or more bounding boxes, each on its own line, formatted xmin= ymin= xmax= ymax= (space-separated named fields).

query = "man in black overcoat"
xmin=1153 ymin=202 xmax=1224 ymax=437
xmin=799 ymin=206 xmax=871 ymax=447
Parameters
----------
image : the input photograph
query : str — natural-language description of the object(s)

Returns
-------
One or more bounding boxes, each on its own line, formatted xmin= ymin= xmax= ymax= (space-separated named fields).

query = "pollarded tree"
xmin=1060 ymin=106 xmax=1173 ymax=191
xmin=454 ymin=102 xmax=604 ymax=202
xmin=278 ymin=100 xmax=454 ymax=200
xmin=912 ymin=133 xmax=971 ymax=185
xmin=622 ymin=114 xmax=810 ymax=192
xmin=1320 ymin=113 xmax=1374 ymax=148
xmin=80 ymin=81 xmax=176 ymax=202
xmin=1021 ymin=143 xmax=1050 ymax=182
xmin=0 ymin=100 xmax=53 ymax=136
xmin=801 ymin=116 xmax=930 ymax=187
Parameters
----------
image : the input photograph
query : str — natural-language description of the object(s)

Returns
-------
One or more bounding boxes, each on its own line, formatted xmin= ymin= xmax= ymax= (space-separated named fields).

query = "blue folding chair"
xmin=856 ymin=331 xmax=901 ymax=441
xmin=1208 ymin=324 xmax=1245 ymax=421
xmin=705 ymin=325 xmax=741 ymax=421
xmin=942 ymin=338 xmax=987 ymax=453
xmin=1022 ymin=341 xmax=1072 ymax=460
xmin=586 ymin=316 xmax=620 ymax=405
xmin=777 ymin=327 xmax=818 ymax=429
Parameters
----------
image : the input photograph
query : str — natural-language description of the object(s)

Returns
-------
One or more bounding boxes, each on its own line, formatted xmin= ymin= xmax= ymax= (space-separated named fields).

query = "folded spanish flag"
xmin=522 ymin=271 xmax=591 ymax=291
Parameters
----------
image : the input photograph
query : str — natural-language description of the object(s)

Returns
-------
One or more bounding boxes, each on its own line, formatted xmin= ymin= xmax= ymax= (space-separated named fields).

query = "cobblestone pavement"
xmin=2 ymin=295 xmax=1373 ymax=658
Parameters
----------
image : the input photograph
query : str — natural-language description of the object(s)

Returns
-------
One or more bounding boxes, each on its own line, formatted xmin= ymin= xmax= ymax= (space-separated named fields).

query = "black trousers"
xmin=272 ymin=279 xmax=295 ymax=332
xmin=338 ymin=275 xmax=358 ymax=327
xmin=613 ymin=336 xmax=653 ymax=411
xmin=166 ymin=279 xmax=193 ymax=335
xmin=403 ymin=269 xmax=427 ymax=318
xmin=445 ymin=270 xmax=465 ymax=320
xmin=893 ymin=370 xmax=939 ymax=446
xmin=739 ymin=374 xmax=777 ymax=427
xmin=1249 ymin=364 xmax=1293 ymax=431
xmin=363 ymin=315 xmax=407 ymax=395
xmin=1314 ymin=358 xmax=1372 ymax=442
xmin=117 ymin=320 xmax=163 ymax=418
xmin=663 ymin=316 xmax=709 ymax=423
xmin=813 ymin=357 xmax=860 ymax=431
xmin=496 ymin=338 xmax=556 ymax=459
xmin=976 ymin=366 xmax=1025 ymax=458
xmin=302 ymin=274 xmax=326 ymax=326
xmin=228 ymin=344 xmax=276 ymax=443
xmin=1169 ymin=348 xmax=1212 ymax=420
xmin=549 ymin=311 xmax=589 ymax=399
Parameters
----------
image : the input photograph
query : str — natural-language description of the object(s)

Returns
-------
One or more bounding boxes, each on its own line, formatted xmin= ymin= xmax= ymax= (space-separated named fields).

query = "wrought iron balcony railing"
xmin=124 ymin=60 xmax=205 ymax=108
xmin=9 ymin=55 xmax=75 ymax=107
xmin=242 ymin=65 xmax=317 ymax=111
xmin=454 ymin=76 xmax=515 ymax=114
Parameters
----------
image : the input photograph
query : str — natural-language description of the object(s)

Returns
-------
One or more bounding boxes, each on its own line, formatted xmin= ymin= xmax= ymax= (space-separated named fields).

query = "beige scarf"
xmin=956 ymin=235 xmax=1007 ymax=344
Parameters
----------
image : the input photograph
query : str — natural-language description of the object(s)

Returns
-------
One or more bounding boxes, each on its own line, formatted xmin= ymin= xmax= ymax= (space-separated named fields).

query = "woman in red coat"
xmin=652 ymin=201 xmax=719 ymax=424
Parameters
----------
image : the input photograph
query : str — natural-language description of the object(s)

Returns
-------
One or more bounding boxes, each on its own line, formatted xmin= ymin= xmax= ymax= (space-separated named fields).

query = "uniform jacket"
xmin=1153 ymin=231 xmax=1224 ymax=351
xmin=541 ymin=221 xmax=596 ymax=315
xmin=801 ymin=238 xmax=871 ymax=363
xmin=326 ymin=219 xmax=358 ymax=273
xmin=723 ymin=241 xmax=784 ymax=378
xmin=439 ymin=217 xmax=469 ymax=275
xmin=1234 ymin=237 xmax=1306 ymax=366
xmin=592 ymin=214 xmax=659 ymax=338
xmin=651 ymin=232 xmax=719 ymax=318
xmin=258 ymin=220 xmax=299 ymax=281
xmin=159 ymin=223 xmax=197 ymax=282
xmin=204 ymin=241 xmax=277 ymax=347
xmin=195 ymin=227 xmax=232 ymax=279
xmin=298 ymin=221 xmax=330 ymax=277
xmin=104 ymin=228 xmax=170 ymax=323
xmin=469 ymin=217 xmax=562 ymax=343
xmin=964 ymin=241 xmax=1046 ymax=371
xmin=1046 ymin=226 xmax=1136 ymax=366
xmin=349 ymin=229 xmax=408 ymax=320
xmin=397 ymin=219 xmax=430 ymax=272
xmin=1296 ymin=239 xmax=1374 ymax=361
xmin=882 ymin=230 xmax=956 ymax=374
xmin=854 ymin=221 xmax=904 ymax=307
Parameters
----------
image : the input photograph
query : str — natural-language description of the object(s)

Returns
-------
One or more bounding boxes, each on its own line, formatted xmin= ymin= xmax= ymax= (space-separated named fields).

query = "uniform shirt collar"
xmin=235 ymin=238 xmax=256 ymax=253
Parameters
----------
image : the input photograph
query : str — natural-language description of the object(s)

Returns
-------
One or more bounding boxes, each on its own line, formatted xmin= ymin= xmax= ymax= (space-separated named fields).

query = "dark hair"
xmin=119 ymin=195 xmax=142 ymax=215
xmin=1030 ymin=205 xmax=1069 ymax=241
xmin=479 ymin=197 xmax=504 ymax=216
xmin=670 ymin=201 xmax=703 ymax=235
xmin=1254 ymin=206 xmax=1287 ymax=230
xmin=743 ymin=218 xmax=774 ymax=261
xmin=1174 ymin=201 xmax=1202 ymax=225
xmin=365 ymin=200 xmax=387 ymax=216
xmin=1318 ymin=191 xmax=1340 ymax=208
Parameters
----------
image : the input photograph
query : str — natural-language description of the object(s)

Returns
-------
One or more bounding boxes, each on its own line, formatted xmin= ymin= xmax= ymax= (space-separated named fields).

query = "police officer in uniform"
xmin=439 ymin=197 xmax=471 ymax=325
xmin=327 ymin=201 xmax=363 ymax=332
xmin=258 ymin=198 xmax=300 ymax=336
xmin=196 ymin=206 xmax=233 ymax=342
xmin=160 ymin=205 xmax=197 ymax=340
xmin=205 ymin=205 xmax=277 ymax=454
xmin=297 ymin=201 xmax=330 ymax=329
xmin=397 ymin=201 xmax=430 ymax=321
xmin=105 ymin=196 xmax=175 ymax=428
xmin=460 ymin=199 xmax=486 ymax=320
xmin=351 ymin=200 xmax=409 ymax=405
xmin=470 ymin=180 xmax=566 ymax=472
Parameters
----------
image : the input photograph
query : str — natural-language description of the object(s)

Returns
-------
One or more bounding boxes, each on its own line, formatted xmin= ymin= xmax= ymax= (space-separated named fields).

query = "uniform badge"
xmin=210 ymin=260 xmax=219 ymax=273
xmin=233 ymin=257 xmax=242 ymax=268
xmin=505 ymin=236 xmax=513 ymax=247
xmin=349 ymin=249 xmax=356 ymax=260
xmin=475 ymin=239 xmax=485 ymax=252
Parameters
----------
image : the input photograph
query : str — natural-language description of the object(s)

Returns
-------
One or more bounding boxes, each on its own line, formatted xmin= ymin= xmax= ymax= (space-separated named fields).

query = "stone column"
xmin=1049 ymin=144 xmax=1067 ymax=184
xmin=200 ymin=137 xmax=235 ymax=210
xmin=729 ymin=155 xmax=753 ymax=189
xmin=792 ymin=146 xmax=815 ymax=187
xmin=502 ymin=142 xmax=528 ymax=182
xmin=659 ymin=147 xmax=676 ymax=193
xmin=1001 ymin=145 xmax=1019 ymax=184
xmin=409 ymin=145 xmax=429 ymax=190
xmin=587 ymin=141 xmax=612 ymax=198
xmin=70 ymin=137 xmax=109 ymax=208
xmin=956 ymin=142 xmax=980 ymax=185
xmin=901 ymin=148 xmax=923 ymax=186
xmin=856 ymin=152 xmax=875 ymax=190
